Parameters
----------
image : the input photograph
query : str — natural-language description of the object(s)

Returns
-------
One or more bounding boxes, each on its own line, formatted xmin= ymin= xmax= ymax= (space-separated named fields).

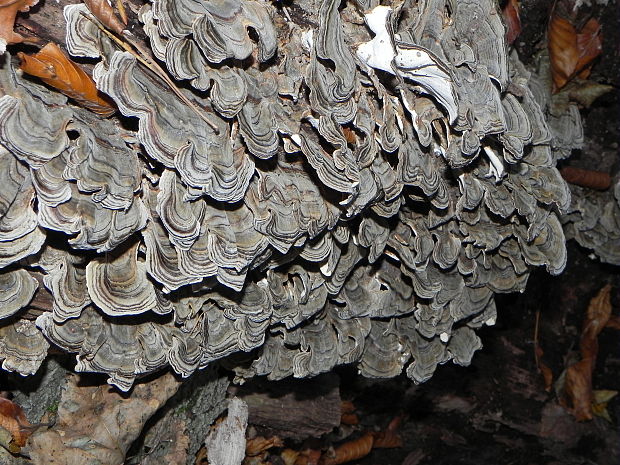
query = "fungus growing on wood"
xmin=0 ymin=0 xmax=576 ymax=391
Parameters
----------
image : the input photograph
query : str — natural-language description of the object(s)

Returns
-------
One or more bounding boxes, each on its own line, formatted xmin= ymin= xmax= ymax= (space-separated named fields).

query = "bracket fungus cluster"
xmin=562 ymin=179 xmax=620 ymax=266
xmin=0 ymin=0 xmax=575 ymax=391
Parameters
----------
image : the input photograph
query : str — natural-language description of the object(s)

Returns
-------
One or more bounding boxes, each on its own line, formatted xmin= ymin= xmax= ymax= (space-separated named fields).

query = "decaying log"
xmin=235 ymin=373 xmax=341 ymax=441
xmin=205 ymin=397 xmax=248 ymax=465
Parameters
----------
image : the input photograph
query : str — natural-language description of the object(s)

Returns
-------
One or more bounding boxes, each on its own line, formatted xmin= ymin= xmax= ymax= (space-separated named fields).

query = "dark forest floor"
xmin=341 ymin=245 xmax=619 ymax=465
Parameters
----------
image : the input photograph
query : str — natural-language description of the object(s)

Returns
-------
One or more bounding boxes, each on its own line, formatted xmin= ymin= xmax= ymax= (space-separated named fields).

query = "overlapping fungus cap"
xmin=0 ymin=0 xmax=573 ymax=390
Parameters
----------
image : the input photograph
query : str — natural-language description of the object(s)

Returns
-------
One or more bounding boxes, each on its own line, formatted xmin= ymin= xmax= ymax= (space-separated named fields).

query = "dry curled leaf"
xmin=340 ymin=413 xmax=359 ymax=425
xmin=0 ymin=397 xmax=34 ymax=452
xmin=319 ymin=432 xmax=374 ymax=465
xmin=563 ymin=359 xmax=593 ymax=421
xmin=194 ymin=446 xmax=208 ymax=465
xmin=371 ymin=415 xmax=403 ymax=448
xmin=84 ymin=0 xmax=125 ymax=34
xmin=606 ymin=315 xmax=620 ymax=330
xmin=575 ymin=18 xmax=602 ymax=79
xmin=281 ymin=449 xmax=300 ymax=465
xmin=581 ymin=284 xmax=613 ymax=352
xmin=591 ymin=389 xmax=617 ymax=423
xmin=0 ymin=0 xmax=39 ymax=49
xmin=566 ymin=79 xmax=614 ymax=108
xmin=246 ymin=436 xmax=284 ymax=457
xmin=548 ymin=16 xmax=577 ymax=91
xmin=294 ymin=448 xmax=321 ymax=465
xmin=560 ymin=284 xmax=613 ymax=421
xmin=371 ymin=430 xmax=402 ymax=449
xmin=560 ymin=166 xmax=611 ymax=191
xmin=548 ymin=12 xmax=602 ymax=91
xmin=115 ymin=0 xmax=128 ymax=25
xmin=384 ymin=415 xmax=403 ymax=432
xmin=341 ymin=127 xmax=358 ymax=146
xmin=18 ymin=42 xmax=116 ymax=116
xmin=340 ymin=401 xmax=355 ymax=415
xmin=340 ymin=400 xmax=358 ymax=425
xmin=502 ymin=0 xmax=521 ymax=45
xmin=535 ymin=345 xmax=554 ymax=392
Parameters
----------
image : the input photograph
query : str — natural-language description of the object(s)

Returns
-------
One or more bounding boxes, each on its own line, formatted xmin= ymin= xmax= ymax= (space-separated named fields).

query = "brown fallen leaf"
xmin=0 ymin=0 xmax=39 ymax=48
xmin=194 ymin=445 xmax=208 ymax=465
xmin=371 ymin=415 xmax=404 ymax=448
xmin=566 ymin=79 xmax=614 ymax=108
xmin=605 ymin=315 xmax=620 ymax=330
xmin=283 ymin=414 xmax=403 ymax=465
xmin=340 ymin=400 xmax=355 ymax=414
xmin=84 ymin=0 xmax=125 ymax=34
xmin=560 ymin=284 xmax=613 ymax=421
xmin=281 ymin=448 xmax=300 ymax=465
xmin=591 ymin=389 xmax=617 ymax=423
xmin=342 ymin=127 xmax=358 ymax=146
xmin=548 ymin=11 xmax=602 ymax=91
xmin=295 ymin=448 xmax=321 ymax=465
xmin=581 ymin=284 xmax=613 ymax=354
xmin=319 ymin=432 xmax=375 ymax=465
xmin=548 ymin=15 xmax=578 ymax=91
xmin=340 ymin=413 xmax=359 ymax=425
xmin=18 ymin=42 xmax=116 ymax=116
xmin=575 ymin=18 xmax=602 ymax=80
xmin=563 ymin=359 xmax=594 ymax=421
xmin=0 ymin=1 xmax=33 ymax=32
xmin=246 ymin=435 xmax=284 ymax=457
xmin=371 ymin=429 xmax=402 ymax=449
xmin=340 ymin=400 xmax=358 ymax=425
xmin=502 ymin=0 xmax=521 ymax=45
xmin=0 ymin=397 xmax=34 ymax=452
xmin=116 ymin=0 xmax=128 ymax=25
xmin=535 ymin=345 xmax=554 ymax=392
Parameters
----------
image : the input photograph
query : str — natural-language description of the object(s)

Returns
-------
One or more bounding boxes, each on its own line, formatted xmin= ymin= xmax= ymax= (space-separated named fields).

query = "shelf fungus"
xmin=562 ymin=179 xmax=620 ymax=266
xmin=356 ymin=5 xmax=459 ymax=123
xmin=0 ymin=0 xmax=578 ymax=391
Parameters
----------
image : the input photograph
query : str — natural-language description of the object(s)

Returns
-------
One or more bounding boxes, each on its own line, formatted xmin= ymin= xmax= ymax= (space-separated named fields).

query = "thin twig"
xmin=534 ymin=309 xmax=541 ymax=367
xmin=80 ymin=11 xmax=220 ymax=134
xmin=534 ymin=309 xmax=553 ymax=391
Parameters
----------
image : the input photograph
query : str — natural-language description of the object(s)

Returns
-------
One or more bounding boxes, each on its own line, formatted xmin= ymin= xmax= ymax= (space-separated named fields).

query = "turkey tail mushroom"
xmin=0 ymin=0 xmax=587 ymax=391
